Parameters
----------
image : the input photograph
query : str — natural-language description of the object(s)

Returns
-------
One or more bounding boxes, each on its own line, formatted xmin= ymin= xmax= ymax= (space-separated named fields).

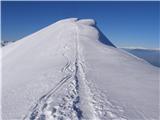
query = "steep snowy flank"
xmin=2 ymin=18 xmax=159 ymax=120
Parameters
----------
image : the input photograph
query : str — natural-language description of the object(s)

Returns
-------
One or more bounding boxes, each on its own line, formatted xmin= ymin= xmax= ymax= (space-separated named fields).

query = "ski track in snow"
xmin=24 ymin=22 xmax=127 ymax=120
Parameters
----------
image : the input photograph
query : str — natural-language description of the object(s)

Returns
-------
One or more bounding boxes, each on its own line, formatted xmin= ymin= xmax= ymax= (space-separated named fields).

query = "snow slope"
xmin=2 ymin=18 xmax=159 ymax=120
xmin=123 ymin=48 xmax=160 ymax=67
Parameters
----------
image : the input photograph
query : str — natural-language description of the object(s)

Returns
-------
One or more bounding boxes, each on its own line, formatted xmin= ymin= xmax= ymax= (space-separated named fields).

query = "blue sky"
xmin=1 ymin=1 xmax=159 ymax=48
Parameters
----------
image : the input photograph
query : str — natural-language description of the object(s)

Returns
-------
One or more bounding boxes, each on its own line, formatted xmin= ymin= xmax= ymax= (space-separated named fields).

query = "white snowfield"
xmin=2 ymin=18 xmax=159 ymax=120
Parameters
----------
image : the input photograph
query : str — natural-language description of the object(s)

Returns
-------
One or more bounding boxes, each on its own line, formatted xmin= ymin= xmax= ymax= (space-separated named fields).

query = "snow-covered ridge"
xmin=2 ymin=18 xmax=159 ymax=120
xmin=54 ymin=18 xmax=96 ymax=26
xmin=3 ymin=18 xmax=114 ymax=52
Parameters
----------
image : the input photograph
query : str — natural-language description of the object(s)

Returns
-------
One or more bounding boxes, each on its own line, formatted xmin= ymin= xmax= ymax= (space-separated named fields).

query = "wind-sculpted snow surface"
xmin=2 ymin=18 xmax=159 ymax=120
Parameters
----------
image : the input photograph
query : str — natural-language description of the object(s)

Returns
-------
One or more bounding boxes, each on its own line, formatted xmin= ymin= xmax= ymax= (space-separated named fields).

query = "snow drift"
xmin=2 ymin=18 xmax=159 ymax=120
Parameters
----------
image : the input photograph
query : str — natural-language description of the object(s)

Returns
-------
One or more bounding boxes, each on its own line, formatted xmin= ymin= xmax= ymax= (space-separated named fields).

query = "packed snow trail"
xmin=24 ymin=21 xmax=127 ymax=120
xmin=75 ymin=23 xmax=127 ymax=120
xmin=3 ymin=18 xmax=159 ymax=120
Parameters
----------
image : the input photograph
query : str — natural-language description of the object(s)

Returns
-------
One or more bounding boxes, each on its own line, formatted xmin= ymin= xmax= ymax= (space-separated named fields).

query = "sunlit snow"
xmin=2 ymin=18 xmax=159 ymax=120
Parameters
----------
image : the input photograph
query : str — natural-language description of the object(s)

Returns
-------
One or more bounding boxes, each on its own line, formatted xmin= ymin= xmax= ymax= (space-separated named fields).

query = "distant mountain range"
xmin=123 ymin=48 xmax=160 ymax=67
xmin=1 ymin=41 xmax=14 ymax=47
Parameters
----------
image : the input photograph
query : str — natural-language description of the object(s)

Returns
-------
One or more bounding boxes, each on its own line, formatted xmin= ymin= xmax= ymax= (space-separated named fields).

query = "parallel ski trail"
xmin=24 ymin=24 xmax=82 ymax=120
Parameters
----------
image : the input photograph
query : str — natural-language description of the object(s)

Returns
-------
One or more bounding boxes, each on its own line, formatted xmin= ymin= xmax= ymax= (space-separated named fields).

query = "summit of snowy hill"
xmin=77 ymin=19 xmax=96 ymax=26
xmin=2 ymin=18 xmax=159 ymax=120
